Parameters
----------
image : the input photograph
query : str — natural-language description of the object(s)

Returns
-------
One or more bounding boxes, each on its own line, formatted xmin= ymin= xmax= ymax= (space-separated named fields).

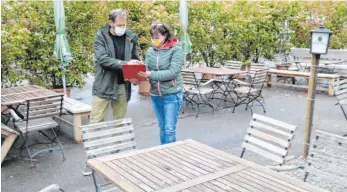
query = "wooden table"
xmin=1 ymin=85 xmax=90 ymax=143
xmin=1 ymin=85 xmax=60 ymax=106
xmin=188 ymin=67 xmax=244 ymax=77
xmin=88 ymin=139 xmax=326 ymax=192
xmin=187 ymin=67 xmax=244 ymax=107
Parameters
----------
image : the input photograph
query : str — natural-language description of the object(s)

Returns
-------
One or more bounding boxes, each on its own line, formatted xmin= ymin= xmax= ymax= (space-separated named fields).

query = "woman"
xmin=138 ymin=22 xmax=184 ymax=145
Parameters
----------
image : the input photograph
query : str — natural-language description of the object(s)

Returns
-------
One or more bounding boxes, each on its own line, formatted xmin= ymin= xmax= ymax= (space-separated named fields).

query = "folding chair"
xmin=232 ymin=69 xmax=269 ymax=114
xmin=81 ymin=119 xmax=136 ymax=192
xmin=333 ymin=78 xmax=347 ymax=134
xmin=9 ymin=95 xmax=65 ymax=167
xmin=304 ymin=130 xmax=347 ymax=186
xmin=240 ymin=114 xmax=297 ymax=168
xmin=181 ymin=70 xmax=216 ymax=117
xmin=224 ymin=60 xmax=243 ymax=70
xmin=223 ymin=60 xmax=245 ymax=81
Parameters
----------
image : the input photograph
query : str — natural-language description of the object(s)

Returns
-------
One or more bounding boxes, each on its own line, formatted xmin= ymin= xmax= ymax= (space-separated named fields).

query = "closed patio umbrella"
xmin=179 ymin=0 xmax=192 ymax=57
xmin=53 ymin=0 xmax=73 ymax=96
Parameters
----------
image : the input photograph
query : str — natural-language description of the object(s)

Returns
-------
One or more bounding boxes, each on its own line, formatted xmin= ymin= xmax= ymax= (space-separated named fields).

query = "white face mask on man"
xmin=115 ymin=26 xmax=126 ymax=36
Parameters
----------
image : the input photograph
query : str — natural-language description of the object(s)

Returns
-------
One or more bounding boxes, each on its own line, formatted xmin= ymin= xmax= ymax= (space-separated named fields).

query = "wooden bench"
xmin=56 ymin=97 xmax=91 ymax=143
xmin=1 ymin=123 xmax=19 ymax=163
xmin=265 ymin=69 xmax=340 ymax=96
xmin=241 ymin=113 xmax=297 ymax=165
xmin=291 ymin=48 xmax=347 ymax=77
xmin=304 ymin=130 xmax=347 ymax=186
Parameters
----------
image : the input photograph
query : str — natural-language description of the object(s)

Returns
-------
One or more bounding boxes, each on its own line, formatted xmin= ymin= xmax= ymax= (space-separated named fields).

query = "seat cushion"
xmin=187 ymin=87 xmax=214 ymax=95
xmin=15 ymin=117 xmax=59 ymax=133
xmin=234 ymin=87 xmax=259 ymax=94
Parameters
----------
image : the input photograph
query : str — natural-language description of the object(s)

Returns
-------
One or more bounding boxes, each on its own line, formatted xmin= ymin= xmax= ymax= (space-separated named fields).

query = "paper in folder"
xmin=122 ymin=63 xmax=147 ymax=81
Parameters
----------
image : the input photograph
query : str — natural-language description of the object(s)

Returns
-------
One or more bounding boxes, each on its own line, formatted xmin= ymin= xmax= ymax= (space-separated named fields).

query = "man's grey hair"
xmin=109 ymin=9 xmax=127 ymax=22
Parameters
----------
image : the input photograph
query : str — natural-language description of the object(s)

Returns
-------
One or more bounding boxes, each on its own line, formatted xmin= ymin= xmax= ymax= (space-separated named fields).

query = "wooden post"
xmin=303 ymin=54 xmax=320 ymax=158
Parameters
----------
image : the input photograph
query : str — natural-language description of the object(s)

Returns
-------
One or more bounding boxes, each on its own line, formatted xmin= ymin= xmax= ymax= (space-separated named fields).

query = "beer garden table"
xmin=88 ymin=139 xmax=326 ymax=192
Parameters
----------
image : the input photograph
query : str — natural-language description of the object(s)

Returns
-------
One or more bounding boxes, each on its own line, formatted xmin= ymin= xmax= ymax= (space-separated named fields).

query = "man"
xmin=83 ymin=9 xmax=140 ymax=176
xmin=91 ymin=9 xmax=140 ymax=123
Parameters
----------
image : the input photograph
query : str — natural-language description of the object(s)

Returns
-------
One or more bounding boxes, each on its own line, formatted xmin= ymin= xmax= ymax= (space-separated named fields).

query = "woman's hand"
xmin=128 ymin=78 xmax=139 ymax=85
xmin=138 ymin=71 xmax=151 ymax=79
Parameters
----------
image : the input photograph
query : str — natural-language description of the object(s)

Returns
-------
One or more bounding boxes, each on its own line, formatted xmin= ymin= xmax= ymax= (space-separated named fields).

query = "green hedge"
xmin=2 ymin=1 xmax=346 ymax=87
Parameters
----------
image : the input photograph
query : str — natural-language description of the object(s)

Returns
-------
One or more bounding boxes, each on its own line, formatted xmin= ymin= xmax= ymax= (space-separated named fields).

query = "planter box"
xmin=52 ymin=87 xmax=71 ymax=97
xmin=276 ymin=64 xmax=292 ymax=70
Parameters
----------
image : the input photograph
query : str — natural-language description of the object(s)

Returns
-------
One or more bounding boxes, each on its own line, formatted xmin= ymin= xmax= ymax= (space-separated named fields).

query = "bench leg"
xmin=73 ymin=114 xmax=83 ymax=144
xmin=264 ymin=74 xmax=271 ymax=88
xmin=1 ymin=134 xmax=18 ymax=163
xmin=329 ymin=79 xmax=335 ymax=96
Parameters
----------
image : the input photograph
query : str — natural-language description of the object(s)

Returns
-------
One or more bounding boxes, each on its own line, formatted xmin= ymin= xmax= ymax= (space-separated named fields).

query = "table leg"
xmin=1 ymin=134 xmax=18 ymax=163
xmin=329 ymin=79 xmax=335 ymax=97
xmin=73 ymin=114 xmax=83 ymax=144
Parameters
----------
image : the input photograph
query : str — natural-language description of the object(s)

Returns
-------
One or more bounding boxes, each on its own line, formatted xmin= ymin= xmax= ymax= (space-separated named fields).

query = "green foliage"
xmin=2 ymin=1 xmax=347 ymax=87
xmin=1 ymin=1 xmax=95 ymax=88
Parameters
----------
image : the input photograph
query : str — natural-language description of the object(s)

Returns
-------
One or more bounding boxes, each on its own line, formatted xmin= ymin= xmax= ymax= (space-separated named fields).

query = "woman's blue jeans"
xmin=150 ymin=92 xmax=183 ymax=145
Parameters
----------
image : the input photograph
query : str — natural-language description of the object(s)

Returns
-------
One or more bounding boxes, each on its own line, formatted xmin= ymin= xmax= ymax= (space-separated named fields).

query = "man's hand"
xmin=127 ymin=60 xmax=142 ymax=64
xmin=138 ymin=71 xmax=151 ymax=79
xmin=129 ymin=78 xmax=139 ymax=85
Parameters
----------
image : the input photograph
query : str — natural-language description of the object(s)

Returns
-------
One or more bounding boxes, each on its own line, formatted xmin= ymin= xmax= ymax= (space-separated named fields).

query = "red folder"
xmin=122 ymin=64 xmax=147 ymax=81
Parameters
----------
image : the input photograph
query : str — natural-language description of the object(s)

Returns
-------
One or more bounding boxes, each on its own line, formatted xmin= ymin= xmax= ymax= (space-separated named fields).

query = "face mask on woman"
xmin=151 ymin=36 xmax=165 ymax=47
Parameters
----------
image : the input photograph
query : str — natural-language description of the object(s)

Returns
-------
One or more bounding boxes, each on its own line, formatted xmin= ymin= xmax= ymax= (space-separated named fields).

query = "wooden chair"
xmin=333 ymin=78 xmax=347 ymax=122
xmin=181 ymin=70 xmax=216 ymax=117
xmin=224 ymin=60 xmax=245 ymax=80
xmin=81 ymin=119 xmax=136 ymax=192
xmin=9 ymin=95 xmax=65 ymax=167
xmin=1 ymin=123 xmax=19 ymax=163
xmin=274 ymin=53 xmax=293 ymax=65
xmin=304 ymin=130 xmax=347 ymax=187
xmin=232 ymin=69 xmax=269 ymax=114
xmin=240 ymin=113 xmax=297 ymax=166
xmin=224 ymin=60 xmax=243 ymax=70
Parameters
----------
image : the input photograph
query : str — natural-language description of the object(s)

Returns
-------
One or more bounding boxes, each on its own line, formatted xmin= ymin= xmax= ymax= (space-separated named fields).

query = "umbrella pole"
xmin=303 ymin=54 xmax=320 ymax=158
xmin=61 ymin=65 xmax=67 ymax=96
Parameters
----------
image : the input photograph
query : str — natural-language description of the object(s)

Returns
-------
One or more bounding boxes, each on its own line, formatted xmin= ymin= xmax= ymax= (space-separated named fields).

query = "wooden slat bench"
xmin=54 ymin=97 xmax=92 ymax=143
xmin=1 ymin=123 xmax=19 ymax=163
xmin=291 ymin=48 xmax=347 ymax=77
xmin=304 ymin=130 xmax=347 ymax=187
xmin=265 ymin=69 xmax=340 ymax=96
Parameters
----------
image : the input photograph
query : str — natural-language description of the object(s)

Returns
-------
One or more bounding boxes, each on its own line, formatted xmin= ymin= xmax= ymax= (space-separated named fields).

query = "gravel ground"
xmin=282 ymin=156 xmax=347 ymax=192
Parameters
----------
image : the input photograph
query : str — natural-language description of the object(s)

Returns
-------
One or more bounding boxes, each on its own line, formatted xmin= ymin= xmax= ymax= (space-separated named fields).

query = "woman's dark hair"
xmin=150 ymin=22 xmax=173 ymax=42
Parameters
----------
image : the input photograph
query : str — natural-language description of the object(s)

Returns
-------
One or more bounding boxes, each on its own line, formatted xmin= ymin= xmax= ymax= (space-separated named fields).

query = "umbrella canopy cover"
xmin=179 ymin=0 xmax=192 ymax=55
xmin=53 ymin=0 xmax=73 ymax=67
